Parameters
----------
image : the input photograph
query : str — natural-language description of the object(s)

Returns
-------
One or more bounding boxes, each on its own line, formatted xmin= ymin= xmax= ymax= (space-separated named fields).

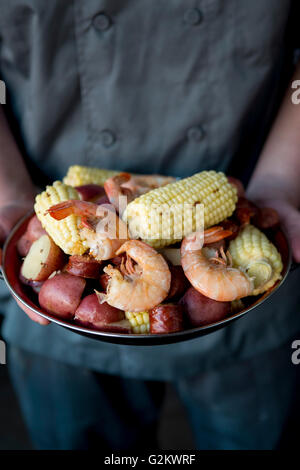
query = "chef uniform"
xmin=0 ymin=0 xmax=299 ymax=449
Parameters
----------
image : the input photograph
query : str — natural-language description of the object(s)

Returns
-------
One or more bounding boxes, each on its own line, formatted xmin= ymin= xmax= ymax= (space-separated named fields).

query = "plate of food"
xmin=0 ymin=165 xmax=293 ymax=345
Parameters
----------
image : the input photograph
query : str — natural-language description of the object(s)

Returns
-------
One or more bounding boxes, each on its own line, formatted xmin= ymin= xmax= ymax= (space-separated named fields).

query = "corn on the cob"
xmin=63 ymin=165 xmax=119 ymax=187
xmin=125 ymin=311 xmax=150 ymax=334
xmin=123 ymin=171 xmax=238 ymax=248
xmin=34 ymin=181 xmax=86 ymax=255
xmin=63 ymin=164 xmax=175 ymax=190
xmin=229 ymin=224 xmax=283 ymax=296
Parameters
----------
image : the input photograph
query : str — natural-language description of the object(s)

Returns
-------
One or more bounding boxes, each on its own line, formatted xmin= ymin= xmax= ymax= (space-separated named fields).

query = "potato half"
xmin=21 ymin=235 xmax=65 ymax=282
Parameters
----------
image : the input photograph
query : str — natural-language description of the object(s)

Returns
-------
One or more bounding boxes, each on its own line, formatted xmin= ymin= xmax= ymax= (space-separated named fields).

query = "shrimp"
xmin=103 ymin=173 xmax=135 ymax=215
xmin=47 ymin=200 xmax=129 ymax=260
xmin=98 ymin=240 xmax=171 ymax=312
xmin=127 ymin=174 xmax=176 ymax=192
xmin=104 ymin=172 xmax=176 ymax=214
xmin=181 ymin=226 xmax=253 ymax=301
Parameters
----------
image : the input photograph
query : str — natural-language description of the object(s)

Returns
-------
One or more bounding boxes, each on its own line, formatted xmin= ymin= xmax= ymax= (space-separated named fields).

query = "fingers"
xmin=249 ymin=197 xmax=300 ymax=264
xmin=0 ymin=202 xmax=33 ymax=240
xmin=270 ymin=202 xmax=300 ymax=263
xmin=280 ymin=206 xmax=300 ymax=263
xmin=0 ymin=202 xmax=50 ymax=326
xmin=14 ymin=297 xmax=50 ymax=325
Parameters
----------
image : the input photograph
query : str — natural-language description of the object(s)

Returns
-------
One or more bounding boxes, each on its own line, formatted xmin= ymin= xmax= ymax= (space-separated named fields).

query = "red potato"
xmin=75 ymin=184 xmax=106 ymax=202
xmin=17 ymin=215 xmax=47 ymax=257
xmin=27 ymin=215 xmax=47 ymax=239
xmin=75 ymin=294 xmax=124 ymax=324
xmin=38 ymin=272 xmax=86 ymax=319
xmin=65 ymin=254 xmax=102 ymax=279
xmin=253 ymin=207 xmax=280 ymax=230
xmin=75 ymin=294 xmax=130 ymax=332
xmin=19 ymin=274 xmax=44 ymax=294
xmin=150 ymin=304 xmax=184 ymax=334
xmin=82 ymin=319 xmax=131 ymax=333
xmin=17 ymin=235 xmax=33 ymax=258
xmin=99 ymin=273 xmax=110 ymax=291
xmin=21 ymin=234 xmax=65 ymax=282
xmin=167 ymin=266 xmax=189 ymax=301
xmin=180 ymin=287 xmax=230 ymax=327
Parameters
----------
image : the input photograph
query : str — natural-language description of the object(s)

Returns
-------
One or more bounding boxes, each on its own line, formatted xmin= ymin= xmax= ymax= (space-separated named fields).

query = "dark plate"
xmin=0 ymin=211 xmax=293 ymax=345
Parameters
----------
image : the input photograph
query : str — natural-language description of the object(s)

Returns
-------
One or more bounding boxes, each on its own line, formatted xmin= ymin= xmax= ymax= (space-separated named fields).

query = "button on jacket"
xmin=0 ymin=0 xmax=299 ymax=380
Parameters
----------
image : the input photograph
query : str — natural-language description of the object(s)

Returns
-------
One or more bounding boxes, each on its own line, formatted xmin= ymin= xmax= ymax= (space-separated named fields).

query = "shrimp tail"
xmin=182 ymin=226 xmax=233 ymax=253
xmin=95 ymin=290 xmax=107 ymax=304
xmin=104 ymin=173 xmax=135 ymax=213
xmin=80 ymin=217 xmax=94 ymax=230
xmin=204 ymin=226 xmax=233 ymax=244
xmin=47 ymin=200 xmax=98 ymax=220
xmin=47 ymin=201 xmax=77 ymax=220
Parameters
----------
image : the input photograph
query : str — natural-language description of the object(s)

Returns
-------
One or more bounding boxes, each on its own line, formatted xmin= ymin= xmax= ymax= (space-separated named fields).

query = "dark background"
xmin=0 ymin=317 xmax=195 ymax=450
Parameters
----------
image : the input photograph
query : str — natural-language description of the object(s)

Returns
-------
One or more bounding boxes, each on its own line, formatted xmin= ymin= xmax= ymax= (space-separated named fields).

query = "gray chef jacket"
xmin=0 ymin=0 xmax=299 ymax=380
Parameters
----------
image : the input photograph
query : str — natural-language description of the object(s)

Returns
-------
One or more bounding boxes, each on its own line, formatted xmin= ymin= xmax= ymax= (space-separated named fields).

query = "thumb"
xmin=275 ymin=204 xmax=300 ymax=263
xmin=14 ymin=297 xmax=50 ymax=325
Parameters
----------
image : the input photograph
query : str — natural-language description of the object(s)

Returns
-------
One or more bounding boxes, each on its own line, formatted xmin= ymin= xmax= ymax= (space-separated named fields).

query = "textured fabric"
xmin=176 ymin=337 xmax=299 ymax=450
xmin=0 ymin=0 xmax=299 ymax=379
xmin=7 ymin=347 xmax=165 ymax=450
xmin=8 ymin=340 xmax=300 ymax=450
xmin=0 ymin=0 xmax=294 ymax=180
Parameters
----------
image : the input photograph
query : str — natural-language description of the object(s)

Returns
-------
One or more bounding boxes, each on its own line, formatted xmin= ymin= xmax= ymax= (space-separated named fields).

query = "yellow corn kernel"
xmin=63 ymin=165 xmax=119 ymax=187
xmin=229 ymin=224 xmax=283 ymax=295
xmin=123 ymin=170 xmax=238 ymax=248
xmin=63 ymin=165 xmax=175 ymax=190
xmin=34 ymin=181 xmax=86 ymax=255
xmin=125 ymin=311 xmax=150 ymax=334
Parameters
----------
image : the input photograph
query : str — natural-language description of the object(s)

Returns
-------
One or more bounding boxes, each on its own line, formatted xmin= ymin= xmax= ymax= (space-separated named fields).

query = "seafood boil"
xmin=17 ymin=165 xmax=283 ymax=334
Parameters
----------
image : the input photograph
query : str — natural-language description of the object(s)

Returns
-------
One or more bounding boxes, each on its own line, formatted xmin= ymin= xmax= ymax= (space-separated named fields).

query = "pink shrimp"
xmin=98 ymin=240 xmax=171 ymax=312
xmin=181 ymin=226 xmax=253 ymax=301
xmin=47 ymin=200 xmax=129 ymax=260
xmin=104 ymin=172 xmax=176 ymax=214
xmin=103 ymin=173 xmax=135 ymax=215
xmin=124 ymin=174 xmax=176 ymax=193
